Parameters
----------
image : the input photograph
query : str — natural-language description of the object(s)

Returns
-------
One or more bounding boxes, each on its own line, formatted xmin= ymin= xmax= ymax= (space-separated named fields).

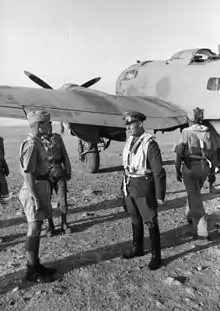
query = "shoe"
xmin=24 ymin=265 xmax=40 ymax=283
xmin=35 ymin=262 xmax=57 ymax=277
xmin=24 ymin=263 xmax=56 ymax=283
xmin=148 ymin=250 xmax=161 ymax=270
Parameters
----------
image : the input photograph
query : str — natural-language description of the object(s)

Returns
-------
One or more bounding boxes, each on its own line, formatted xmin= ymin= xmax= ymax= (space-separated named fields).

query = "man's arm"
xmin=147 ymin=139 xmax=166 ymax=202
xmin=174 ymin=132 xmax=187 ymax=182
xmin=24 ymin=173 xmax=39 ymax=201
xmin=3 ymin=158 xmax=9 ymax=176
xmin=21 ymin=144 xmax=41 ymax=208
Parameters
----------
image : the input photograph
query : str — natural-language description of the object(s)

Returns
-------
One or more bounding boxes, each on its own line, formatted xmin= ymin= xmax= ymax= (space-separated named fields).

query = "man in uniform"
xmin=19 ymin=110 xmax=56 ymax=282
xmin=41 ymin=122 xmax=71 ymax=236
xmin=0 ymin=136 xmax=10 ymax=200
xmin=175 ymin=107 xmax=212 ymax=239
xmin=122 ymin=111 xmax=166 ymax=270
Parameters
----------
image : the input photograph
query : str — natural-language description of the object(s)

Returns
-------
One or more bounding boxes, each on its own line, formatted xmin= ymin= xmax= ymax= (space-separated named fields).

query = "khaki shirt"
xmin=41 ymin=133 xmax=71 ymax=176
xmin=20 ymin=133 xmax=49 ymax=187
xmin=175 ymin=124 xmax=211 ymax=159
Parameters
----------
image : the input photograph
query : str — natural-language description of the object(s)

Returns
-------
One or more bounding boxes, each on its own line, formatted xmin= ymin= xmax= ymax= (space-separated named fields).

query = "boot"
xmin=123 ymin=223 xmax=144 ymax=259
xmin=61 ymin=213 xmax=71 ymax=234
xmin=25 ymin=263 xmax=56 ymax=282
xmin=24 ymin=236 xmax=39 ymax=282
xmin=148 ymin=223 xmax=162 ymax=270
xmin=24 ymin=236 xmax=56 ymax=282
xmin=35 ymin=259 xmax=57 ymax=277
xmin=47 ymin=218 xmax=55 ymax=237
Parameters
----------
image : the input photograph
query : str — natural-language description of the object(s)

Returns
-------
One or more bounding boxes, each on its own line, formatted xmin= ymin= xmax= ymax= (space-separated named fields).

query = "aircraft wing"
xmin=0 ymin=85 xmax=188 ymax=130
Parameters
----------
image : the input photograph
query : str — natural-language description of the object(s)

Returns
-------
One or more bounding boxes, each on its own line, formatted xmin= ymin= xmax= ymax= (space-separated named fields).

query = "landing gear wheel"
xmin=78 ymin=140 xmax=100 ymax=173
xmin=85 ymin=144 xmax=100 ymax=173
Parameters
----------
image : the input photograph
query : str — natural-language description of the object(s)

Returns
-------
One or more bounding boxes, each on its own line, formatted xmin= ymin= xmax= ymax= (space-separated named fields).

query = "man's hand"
xmin=157 ymin=199 xmax=165 ymax=206
xmin=33 ymin=197 xmax=41 ymax=211
xmin=176 ymin=171 xmax=183 ymax=182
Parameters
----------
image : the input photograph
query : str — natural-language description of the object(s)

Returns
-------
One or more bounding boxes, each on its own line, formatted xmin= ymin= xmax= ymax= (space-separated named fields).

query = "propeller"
xmin=80 ymin=77 xmax=101 ymax=88
xmin=24 ymin=71 xmax=53 ymax=89
xmin=24 ymin=70 xmax=101 ymax=133
xmin=24 ymin=70 xmax=101 ymax=90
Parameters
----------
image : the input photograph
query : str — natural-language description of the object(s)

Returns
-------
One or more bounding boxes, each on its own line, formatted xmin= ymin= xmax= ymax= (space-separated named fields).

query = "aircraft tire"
xmin=85 ymin=144 xmax=100 ymax=173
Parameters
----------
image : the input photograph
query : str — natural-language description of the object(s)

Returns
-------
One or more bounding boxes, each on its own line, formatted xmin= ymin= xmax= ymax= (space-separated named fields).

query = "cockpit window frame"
xmin=207 ymin=77 xmax=220 ymax=91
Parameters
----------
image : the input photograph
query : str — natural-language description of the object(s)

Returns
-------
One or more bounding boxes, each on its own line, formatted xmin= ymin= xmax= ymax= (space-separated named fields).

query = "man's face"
xmin=38 ymin=121 xmax=52 ymax=136
xmin=125 ymin=117 xmax=143 ymax=136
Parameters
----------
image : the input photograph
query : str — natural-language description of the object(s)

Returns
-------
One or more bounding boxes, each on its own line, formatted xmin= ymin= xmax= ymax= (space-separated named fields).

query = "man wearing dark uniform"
xmin=19 ymin=110 xmax=56 ymax=282
xmin=0 ymin=136 xmax=9 ymax=200
xmin=122 ymin=111 xmax=166 ymax=270
xmin=41 ymin=122 xmax=71 ymax=235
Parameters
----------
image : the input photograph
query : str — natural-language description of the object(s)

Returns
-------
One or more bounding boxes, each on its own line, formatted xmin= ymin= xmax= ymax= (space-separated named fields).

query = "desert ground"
xmin=0 ymin=123 xmax=220 ymax=311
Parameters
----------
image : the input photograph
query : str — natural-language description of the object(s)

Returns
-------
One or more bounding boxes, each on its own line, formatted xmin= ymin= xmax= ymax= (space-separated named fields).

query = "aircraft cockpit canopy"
xmin=167 ymin=48 xmax=219 ymax=65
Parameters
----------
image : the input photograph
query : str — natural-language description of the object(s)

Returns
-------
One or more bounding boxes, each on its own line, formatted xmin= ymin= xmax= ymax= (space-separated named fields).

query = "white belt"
xmin=126 ymin=173 xmax=152 ymax=178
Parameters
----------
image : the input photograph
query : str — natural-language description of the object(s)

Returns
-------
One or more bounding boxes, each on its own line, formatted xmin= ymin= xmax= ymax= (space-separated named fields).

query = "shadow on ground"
xmin=98 ymin=159 xmax=175 ymax=173
xmin=98 ymin=165 xmax=124 ymax=173
xmin=1 ymin=222 xmax=220 ymax=294
xmin=1 ymin=189 xmax=220 ymax=229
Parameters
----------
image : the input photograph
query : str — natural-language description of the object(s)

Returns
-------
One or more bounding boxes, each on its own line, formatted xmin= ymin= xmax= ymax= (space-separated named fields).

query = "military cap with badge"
xmin=123 ymin=111 xmax=146 ymax=125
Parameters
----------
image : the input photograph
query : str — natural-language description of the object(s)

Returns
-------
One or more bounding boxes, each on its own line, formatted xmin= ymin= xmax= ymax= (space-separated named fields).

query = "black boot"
xmin=25 ymin=262 xmax=56 ymax=282
xmin=148 ymin=223 xmax=161 ymax=270
xmin=24 ymin=236 xmax=39 ymax=282
xmin=61 ymin=213 xmax=71 ymax=234
xmin=35 ymin=259 xmax=57 ymax=277
xmin=123 ymin=223 xmax=144 ymax=259
xmin=24 ymin=236 xmax=56 ymax=282
xmin=47 ymin=218 xmax=55 ymax=237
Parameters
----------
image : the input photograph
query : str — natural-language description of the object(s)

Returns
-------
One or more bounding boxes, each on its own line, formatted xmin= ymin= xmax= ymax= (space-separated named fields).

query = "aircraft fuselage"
xmin=116 ymin=48 xmax=220 ymax=132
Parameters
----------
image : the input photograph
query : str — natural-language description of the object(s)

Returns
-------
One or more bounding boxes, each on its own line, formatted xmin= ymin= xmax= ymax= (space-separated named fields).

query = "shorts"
xmin=19 ymin=180 xmax=51 ymax=222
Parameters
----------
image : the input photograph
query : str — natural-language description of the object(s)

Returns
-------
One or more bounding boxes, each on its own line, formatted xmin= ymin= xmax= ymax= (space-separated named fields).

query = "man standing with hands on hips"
xmin=122 ymin=111 xmax=166 ymax=270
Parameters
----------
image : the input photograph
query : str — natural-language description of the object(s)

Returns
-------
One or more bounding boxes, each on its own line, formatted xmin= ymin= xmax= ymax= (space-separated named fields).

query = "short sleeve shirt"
xmin=20 ymin=133 xmax=49 ymax=176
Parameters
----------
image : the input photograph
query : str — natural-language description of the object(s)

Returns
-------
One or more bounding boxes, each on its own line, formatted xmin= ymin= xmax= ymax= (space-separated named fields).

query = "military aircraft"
xmin=116 ymin=47 xmax=220 ymax=166
xmin=0 ymin=69 xmax=187 ymax=173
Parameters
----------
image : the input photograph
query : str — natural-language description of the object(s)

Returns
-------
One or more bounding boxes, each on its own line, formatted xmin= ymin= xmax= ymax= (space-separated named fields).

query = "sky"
xmin=0 ymin=0 xmax=219 ymax=125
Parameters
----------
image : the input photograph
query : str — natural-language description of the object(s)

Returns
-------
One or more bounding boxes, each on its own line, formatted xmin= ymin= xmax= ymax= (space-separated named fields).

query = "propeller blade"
xmin=24 ymin=70 xmax=53 ymax=89
xmin=80 ymin=77 xmax=101 ymax=88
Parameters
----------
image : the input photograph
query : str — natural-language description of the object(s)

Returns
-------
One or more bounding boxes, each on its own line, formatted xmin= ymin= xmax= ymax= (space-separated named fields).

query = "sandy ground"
xmin=0 ymin=124 xmax=220 ymax=311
